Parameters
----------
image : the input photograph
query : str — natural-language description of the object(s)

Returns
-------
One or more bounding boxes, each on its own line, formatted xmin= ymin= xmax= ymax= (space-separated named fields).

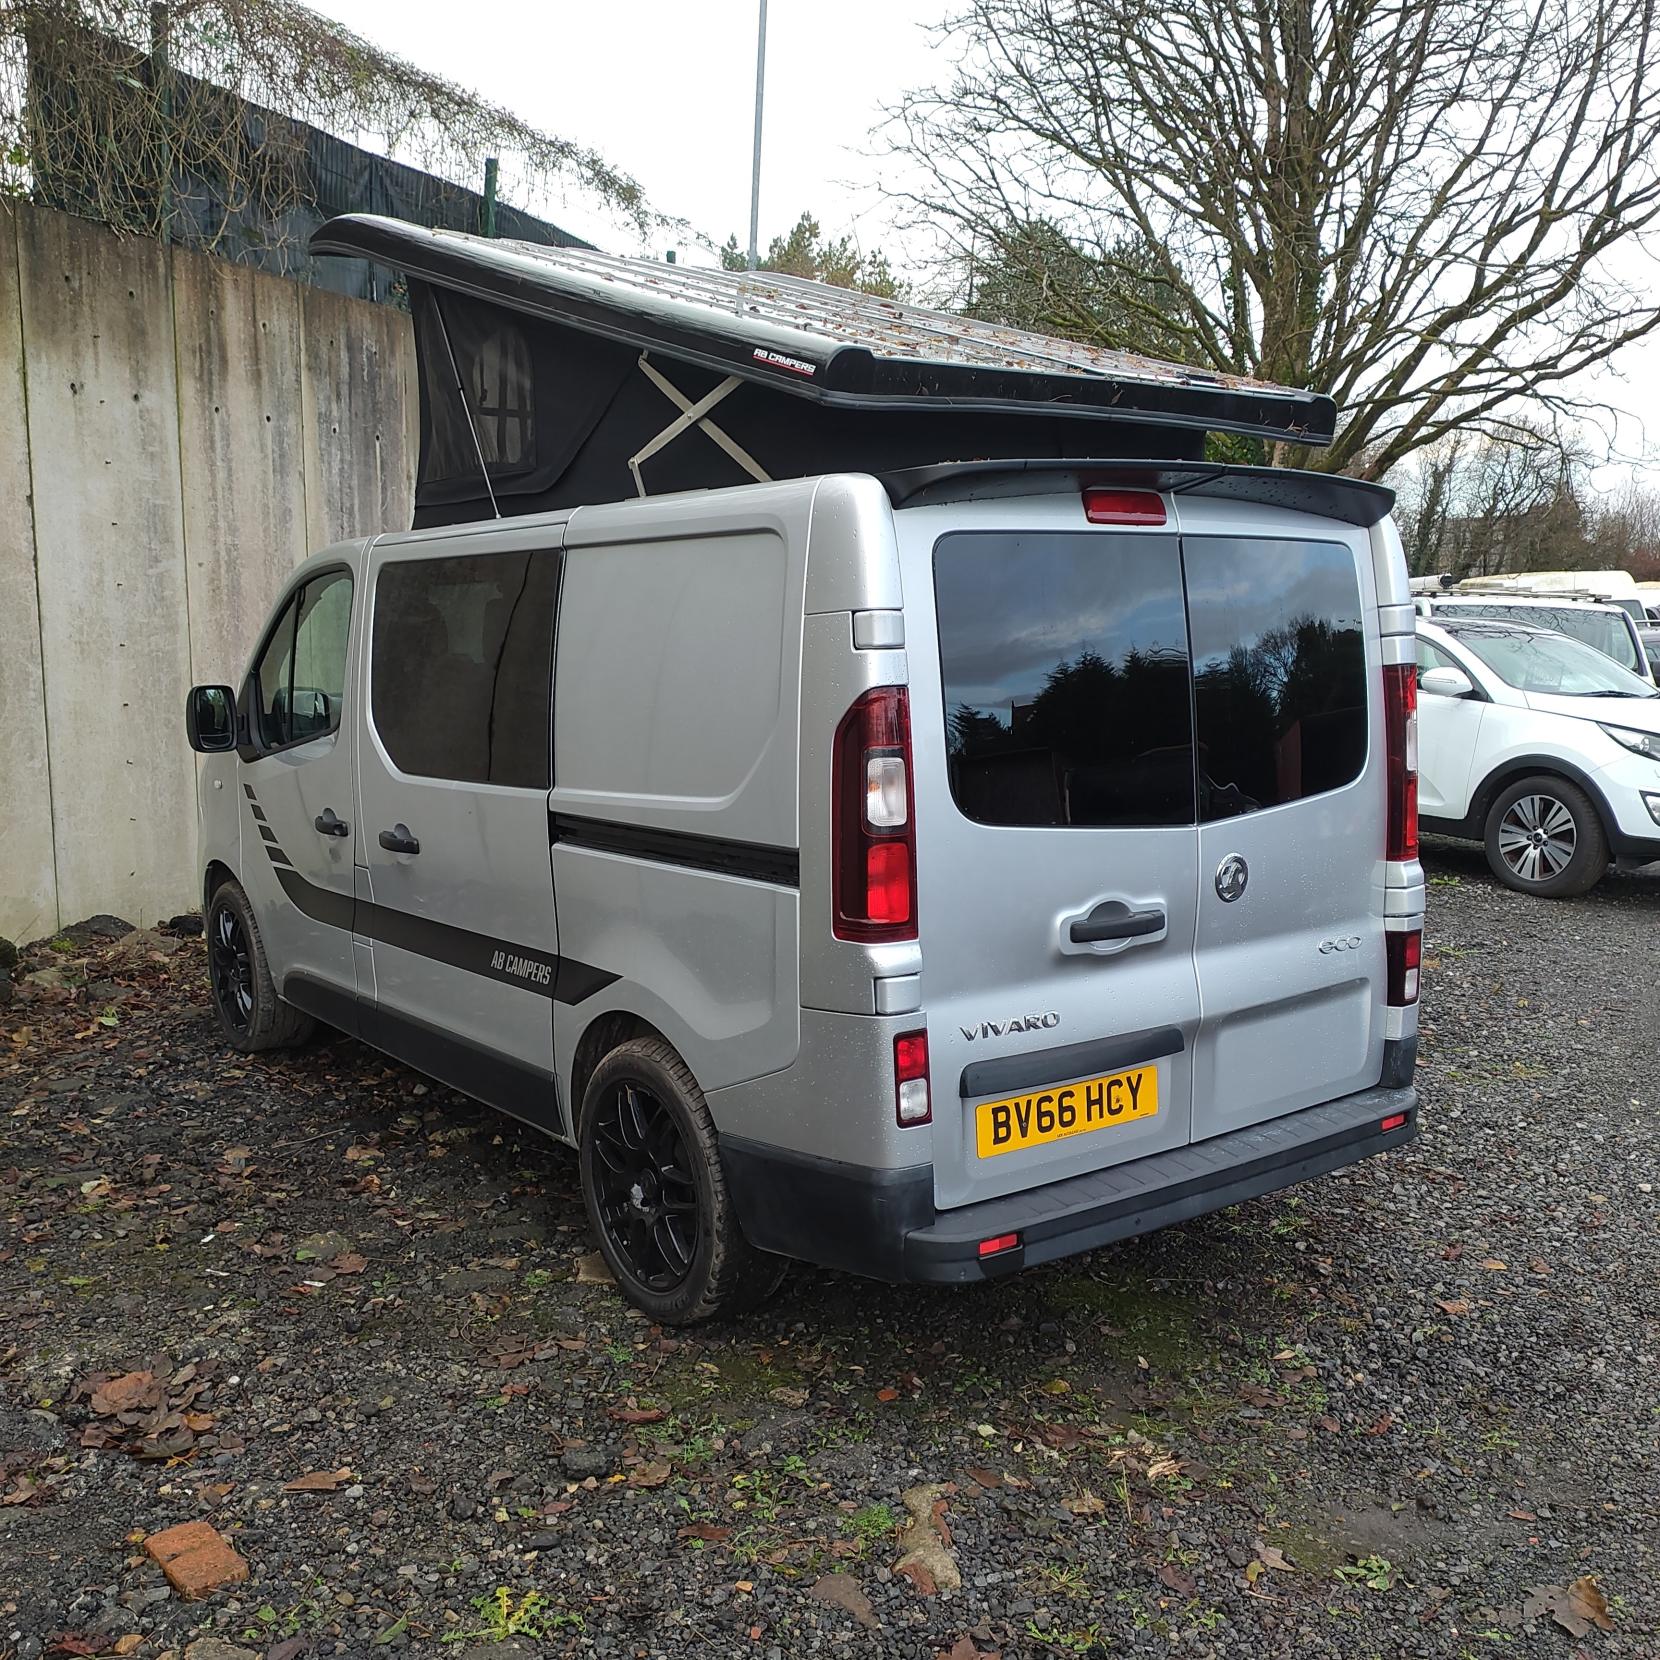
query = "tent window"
xmin=471 ymin=326 xmax=534 ymax=467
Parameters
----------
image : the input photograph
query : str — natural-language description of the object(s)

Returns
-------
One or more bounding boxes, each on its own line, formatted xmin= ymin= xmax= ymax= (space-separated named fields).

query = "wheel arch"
xmin=1468 ymin=754 xmax=1617 ymax=842
xmin=203 ymin=860 xmax=239 ymax=913
xmin=567 ymin=1008 xmax=675 ymax=1135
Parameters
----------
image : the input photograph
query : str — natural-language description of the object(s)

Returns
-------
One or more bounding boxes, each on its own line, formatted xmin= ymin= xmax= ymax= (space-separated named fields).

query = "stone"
xmin=144 ymin=1520 xmax=250 ymax=1600
xmin=103 ymin=928 xmax=181 ymax=963
xmin=559 ymin=1444 xmax=611 ymax=1479
xmin=183 ymin=1643 xmax=261 ymax=1660
xmin=893 ymin=1483 xmax=962 ymax=1594
xmin=295 ymin=1231 xmax=354 ymax=1263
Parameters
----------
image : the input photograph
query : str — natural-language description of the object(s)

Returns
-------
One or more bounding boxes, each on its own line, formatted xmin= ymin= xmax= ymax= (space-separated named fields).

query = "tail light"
xmin=1386 ymin=928 xmax=1421 ymax=1006
xmin=1383 ymin=664 xmax=1419 ymax=861
xmin=894 ymin=1030 xmax=931 ymax=1126
xmin=832 ymin=686 xmax=917 ymax=941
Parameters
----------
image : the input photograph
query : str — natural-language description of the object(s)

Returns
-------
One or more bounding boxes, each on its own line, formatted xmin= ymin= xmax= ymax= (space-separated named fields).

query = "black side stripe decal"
xmin=246 ymin=788 xmax=615 ymax=1006
xmin=267 ymin=862 xmax=616 ymax=1005
xmin=551 ymin=812 xmax=800 ymax=888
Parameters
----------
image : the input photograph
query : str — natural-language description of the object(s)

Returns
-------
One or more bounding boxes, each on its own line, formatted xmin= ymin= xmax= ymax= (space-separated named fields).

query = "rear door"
xmin=902 ymin=506 xmax=1203 ymax=1211
xmin=1179 ymin=513 xmax=1386 ymax=1140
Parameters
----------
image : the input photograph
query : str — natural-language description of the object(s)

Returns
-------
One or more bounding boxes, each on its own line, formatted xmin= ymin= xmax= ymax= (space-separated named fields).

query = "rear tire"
xmin=578 ymin=1037 xmax=786 ymax=1324
xmin=1482 ymin=775 xmax=1608 ymax=898
xmin=205 ymin=879 xmax=315 ymax=1051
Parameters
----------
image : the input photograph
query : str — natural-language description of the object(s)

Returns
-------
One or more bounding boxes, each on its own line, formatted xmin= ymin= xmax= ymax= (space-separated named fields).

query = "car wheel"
xmin=1483 ymin=775 xmax=1608 ymax=898
xmin=205 ymin=879 xmax=315 ymax=1051
xmin=578 ymin=1037 xmax=787 ymax=1325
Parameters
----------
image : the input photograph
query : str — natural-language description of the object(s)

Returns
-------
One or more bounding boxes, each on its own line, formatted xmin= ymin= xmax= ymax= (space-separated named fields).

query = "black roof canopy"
xmin=310 ymin=214 xmax=1341 ymax=525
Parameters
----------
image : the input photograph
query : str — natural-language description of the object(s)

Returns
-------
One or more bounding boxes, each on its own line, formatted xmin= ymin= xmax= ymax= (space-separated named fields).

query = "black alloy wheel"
xmin=576 ymin=1037 xmax=787 ymax=1324
xmin=209 ymin=900 xmax=254 ymax=1033
xmin=587 ymin=1079 xmax=699 ymax=1293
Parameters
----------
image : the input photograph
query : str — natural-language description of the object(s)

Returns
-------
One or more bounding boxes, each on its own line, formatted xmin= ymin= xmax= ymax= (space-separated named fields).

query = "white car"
xmin=1417 ymin=616 xmax=1660 ymax=896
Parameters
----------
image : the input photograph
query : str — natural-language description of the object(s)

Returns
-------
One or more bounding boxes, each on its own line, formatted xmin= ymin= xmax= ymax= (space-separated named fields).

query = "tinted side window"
xmin=933 ymin=531 xmax=1195 ymax=827
xmin=371 ymin=550 xmax=559 ymax=788
xmin=251 ymin=570 xmax=352 ymax=749
xmin=1186 ymin=539 xmax=1367 ymax=820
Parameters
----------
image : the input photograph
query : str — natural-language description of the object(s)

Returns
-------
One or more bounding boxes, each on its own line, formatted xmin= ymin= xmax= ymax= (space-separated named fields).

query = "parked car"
xmin=1415 ymin=592 xmax=1655 ymax=684
xmin=1417 ymin=616 xmax=1660 ymax=896
xmin=183 ymin=467 xmax=1424 ymax=1321
xmin=1640 ymin=626 xmax=1660 ymax=679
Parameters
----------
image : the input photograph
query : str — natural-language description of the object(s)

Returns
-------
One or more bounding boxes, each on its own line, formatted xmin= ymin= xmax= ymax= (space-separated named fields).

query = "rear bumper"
xmin=722 ymin=1081 xmax=1418 ymax=1285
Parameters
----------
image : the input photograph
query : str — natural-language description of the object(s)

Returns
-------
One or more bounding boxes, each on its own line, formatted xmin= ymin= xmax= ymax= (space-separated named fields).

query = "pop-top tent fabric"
xmin=309 ymin=214 xmax=1344 ymax=528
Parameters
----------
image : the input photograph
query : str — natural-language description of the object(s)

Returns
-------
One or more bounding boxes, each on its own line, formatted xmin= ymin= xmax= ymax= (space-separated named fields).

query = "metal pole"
xmin=150 ymin=1 xmax=171 ymax=245
xmin=746 ymin=0 xmax=767 ymax=269
xmin=482 ymin=156 xmax=499 ymax=237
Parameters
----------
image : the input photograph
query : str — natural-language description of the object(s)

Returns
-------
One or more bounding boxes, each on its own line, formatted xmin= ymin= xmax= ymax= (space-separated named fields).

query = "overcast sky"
xmin=309 ymin=0 xmax=1658 ymax=487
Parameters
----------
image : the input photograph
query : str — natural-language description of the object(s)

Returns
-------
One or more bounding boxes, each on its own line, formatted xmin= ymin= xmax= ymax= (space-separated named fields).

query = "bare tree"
xmin=1390 ymin=425 xmax=1593 ymax=576
xmin=884 ymin=0 xmax=1660 ymax=476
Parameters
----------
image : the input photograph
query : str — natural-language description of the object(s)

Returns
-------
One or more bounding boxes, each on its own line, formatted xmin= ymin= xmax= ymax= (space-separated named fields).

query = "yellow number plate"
xmin=975 ymin=1065 xmax=1158 ymax=1158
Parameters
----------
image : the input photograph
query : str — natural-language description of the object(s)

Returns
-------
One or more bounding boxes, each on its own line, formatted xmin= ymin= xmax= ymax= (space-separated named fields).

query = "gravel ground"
xmin=2 ymin=846 xmax=1656 ymax=1660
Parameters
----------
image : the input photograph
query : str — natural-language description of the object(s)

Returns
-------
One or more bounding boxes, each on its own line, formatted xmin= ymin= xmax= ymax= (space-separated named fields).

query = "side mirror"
xmin=186 ymin=684 xmax=237 ymax=752
xmin=1419 ymin=666 xmax=1475 ymax=700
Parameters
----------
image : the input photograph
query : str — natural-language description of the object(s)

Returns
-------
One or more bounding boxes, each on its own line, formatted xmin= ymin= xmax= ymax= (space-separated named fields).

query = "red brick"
xmin=143 ymin=1519 xmax=250 ymax=1600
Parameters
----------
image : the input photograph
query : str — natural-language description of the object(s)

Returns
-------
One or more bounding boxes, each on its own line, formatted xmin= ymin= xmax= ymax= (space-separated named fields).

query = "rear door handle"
xmin=377 ymin=823 xmax=420 ymax=855
xmin=314 ymin=808 xmax=350 ymax=838
xmin=1068 ymin=903 xmax=1166 ymax=944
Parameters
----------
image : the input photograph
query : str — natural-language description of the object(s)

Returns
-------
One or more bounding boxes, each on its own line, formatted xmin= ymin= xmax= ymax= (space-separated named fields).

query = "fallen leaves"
xmin=1434 ymin=1298 xmax=1472 ymax=1316
xmin=1523 ymin=1575 xmax=1615 ymax=1638
xmin=607 ymin=1402 xmax=666 ymax=1425
xmin=808 ymin=1571 xmax=877 ymax=1629
xmin=627 ymin=1460 xmax=672 ymax=1489
xmin=73 ymin=1358 xmax=236 ymax=1462
xmin=283 ymin=1466 xmax=353 ymax=1493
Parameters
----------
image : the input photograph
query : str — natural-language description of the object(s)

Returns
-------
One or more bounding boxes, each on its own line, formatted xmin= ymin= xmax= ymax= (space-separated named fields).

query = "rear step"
xmin=903 ymin=1086 xmax=1416 ymax=1283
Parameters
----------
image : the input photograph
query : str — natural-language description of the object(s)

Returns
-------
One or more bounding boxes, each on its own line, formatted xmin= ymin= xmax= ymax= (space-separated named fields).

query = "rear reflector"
xmin=1382 ymin=664 xmax=1419 ymax=861
xmin=1082 ymin=487 xmax=1167 ymax=526
xmin=978 ymin=1232 xmax=1020 ymax=1257
xmin=894 ymin=1029 xmax=931 ymax=1126
xmin=1386 ymin=928 xmax=1421 ymax=1006
xmin=1379 ymin=1112 xmax=1408 ymax=1132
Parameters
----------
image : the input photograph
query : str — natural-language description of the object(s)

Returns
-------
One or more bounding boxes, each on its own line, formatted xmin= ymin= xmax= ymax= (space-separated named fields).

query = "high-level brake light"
xmin=1082 ymin=487 xmax=1167 ymax=526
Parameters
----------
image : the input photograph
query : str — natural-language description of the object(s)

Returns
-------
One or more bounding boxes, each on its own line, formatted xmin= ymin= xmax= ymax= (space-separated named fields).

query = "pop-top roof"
xmin=310 ymin=214 xmax=1336 ymax=447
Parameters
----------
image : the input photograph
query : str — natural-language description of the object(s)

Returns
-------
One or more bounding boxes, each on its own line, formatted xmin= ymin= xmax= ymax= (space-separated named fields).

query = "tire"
xmin=1482 ymin=775 xmax=1609 ymax=898
xmin=205 ymin=879 xmax=315 ymax=1052
xmin=578 ymin=1037 xmax=786 ymax=1325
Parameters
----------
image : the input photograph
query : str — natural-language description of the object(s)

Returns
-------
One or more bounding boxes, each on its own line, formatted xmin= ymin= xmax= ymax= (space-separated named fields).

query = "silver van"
xmin=182 ymin=222 xmax=1421 ymax=1322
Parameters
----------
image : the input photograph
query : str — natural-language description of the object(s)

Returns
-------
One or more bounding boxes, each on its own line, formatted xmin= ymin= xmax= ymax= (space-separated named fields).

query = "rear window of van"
xmin=933 ymin=532 xmax=1368 ymax=827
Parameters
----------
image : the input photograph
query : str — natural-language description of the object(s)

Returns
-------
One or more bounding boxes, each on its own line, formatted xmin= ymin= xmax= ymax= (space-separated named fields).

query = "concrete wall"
xmin=0 ymin=203 xmax=416 ymax=941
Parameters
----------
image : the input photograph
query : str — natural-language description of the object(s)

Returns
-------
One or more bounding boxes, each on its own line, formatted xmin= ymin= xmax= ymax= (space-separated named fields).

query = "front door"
xmin=354 ymin=531 xmax=564 ymax=1119
xmin=1415 ymin=635 xmax=1487 ymax=819
xmin=238 ymin=566 xmax=359 ymax=1015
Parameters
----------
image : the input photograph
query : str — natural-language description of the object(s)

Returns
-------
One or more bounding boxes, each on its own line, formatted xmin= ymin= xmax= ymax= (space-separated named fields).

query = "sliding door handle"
xmin=377 ymin=823 xmax=420 ymax=856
